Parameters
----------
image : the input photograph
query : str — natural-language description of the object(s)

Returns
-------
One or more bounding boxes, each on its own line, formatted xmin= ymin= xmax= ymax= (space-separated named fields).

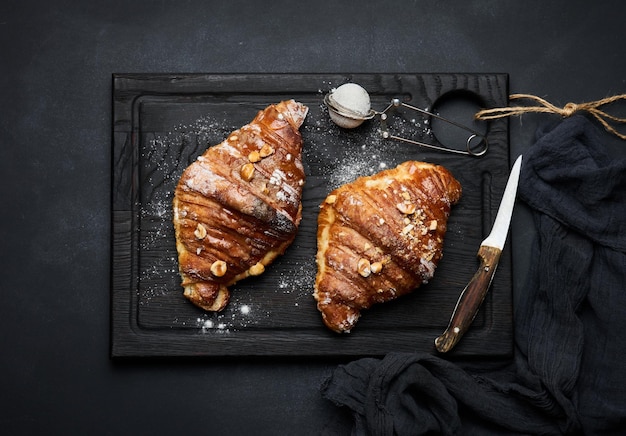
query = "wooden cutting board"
xmin=111 ymin=73 xmax=512 ymax=358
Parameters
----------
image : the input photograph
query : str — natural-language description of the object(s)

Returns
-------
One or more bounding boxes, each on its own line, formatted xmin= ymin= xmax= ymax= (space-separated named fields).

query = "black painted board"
xmin=111 ymin=73 xmax=512 ymax=358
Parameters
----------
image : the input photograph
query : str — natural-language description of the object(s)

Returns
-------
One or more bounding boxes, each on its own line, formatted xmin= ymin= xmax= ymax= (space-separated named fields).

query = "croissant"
xmin=314 ymin=161 xmax=462 ymax=333
xmin=173 ymin=100 xmax=308 ymax=311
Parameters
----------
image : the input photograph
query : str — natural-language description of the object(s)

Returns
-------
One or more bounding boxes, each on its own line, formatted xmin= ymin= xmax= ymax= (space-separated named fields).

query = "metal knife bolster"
xmin=434 ymin=244 xmax=502 ymax=353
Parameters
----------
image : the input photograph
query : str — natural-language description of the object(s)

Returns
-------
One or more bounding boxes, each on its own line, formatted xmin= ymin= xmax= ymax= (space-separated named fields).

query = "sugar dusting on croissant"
xmin=173 ymin=100 xmax=308 ymax=311
xmin=314 ymin=161 xmax=462 ymax=333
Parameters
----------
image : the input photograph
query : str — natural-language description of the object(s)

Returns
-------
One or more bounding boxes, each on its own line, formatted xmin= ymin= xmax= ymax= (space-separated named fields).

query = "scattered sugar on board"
xmin=276 ymin=260 xmax=316 ymax=306
xmin=303 ymin=96 xmax=434 ymax=191
xmin=192 ymin=256 xmax=316 ymax=333
xmin=138 ymin=115 xmax=230 ymax=306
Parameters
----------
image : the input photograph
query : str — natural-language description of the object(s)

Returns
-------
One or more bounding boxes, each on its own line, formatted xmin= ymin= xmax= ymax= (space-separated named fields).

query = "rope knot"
xmin=475 ymin=93 xmax=626 ymax=140
xmin=562 ymin=102 xmax=579 ymax=117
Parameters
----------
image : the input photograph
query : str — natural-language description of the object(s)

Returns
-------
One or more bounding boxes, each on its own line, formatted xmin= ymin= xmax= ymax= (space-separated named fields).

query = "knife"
xmin=435 ymin=155 xmax=523 ymax=353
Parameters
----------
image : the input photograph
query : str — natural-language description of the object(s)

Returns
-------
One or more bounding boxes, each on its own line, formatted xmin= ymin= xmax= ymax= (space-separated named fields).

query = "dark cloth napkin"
xmin=321 ymin=115 xmax=626 ymax=435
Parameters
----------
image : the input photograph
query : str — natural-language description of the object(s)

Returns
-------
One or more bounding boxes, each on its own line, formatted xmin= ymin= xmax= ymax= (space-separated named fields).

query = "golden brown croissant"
xmin=173 ymin=100 xmax=308 ymax=311
xmin=314 ymin=161 xmax=462 ymax=333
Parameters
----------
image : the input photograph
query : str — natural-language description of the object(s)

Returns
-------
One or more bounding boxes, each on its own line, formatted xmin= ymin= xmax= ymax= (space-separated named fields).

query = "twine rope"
xmin=475 ymin=93 xmax=626 ymax=140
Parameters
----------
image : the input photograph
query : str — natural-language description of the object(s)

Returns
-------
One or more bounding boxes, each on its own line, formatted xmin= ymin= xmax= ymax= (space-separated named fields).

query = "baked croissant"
xmin=314 ymin=161 xmax=462 ymax=333
xmin=173 ymin=100 xmax=308 ymax=311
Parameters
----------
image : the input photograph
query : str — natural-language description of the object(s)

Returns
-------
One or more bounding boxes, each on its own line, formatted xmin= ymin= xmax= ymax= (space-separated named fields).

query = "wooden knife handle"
xmin=434 ymin=245 xmax=502 ymax=353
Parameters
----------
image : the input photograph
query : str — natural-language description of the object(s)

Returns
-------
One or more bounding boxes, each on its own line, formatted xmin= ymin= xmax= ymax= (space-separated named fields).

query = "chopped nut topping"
xmin=248 ymin=262 xmax=265 ymax=276
xmin=325 ymin=194 xmax=337 ymax=205
xmin=259 ymin=144 xmax=274 ymax=158
xmin=401 ymin=191 xmax=411 ymax=201
xmin=357 ymin=258 xmax=371 ymax=278
xmin=429 ymin=220 xmax=438 ymax=231
xmin=194 ymin=223 xmax=207 ymax=239
xmin=248 ymin=150 xmax=261 ymax=163
xmin=370 ymin=261 xmax=384 ymax=274
xmin=402 ymin=223 xmax=415 ymax=235
xmin=396 ymin=202 xmax=417 ymax=215
xmin=210 ymin=260 xmax=227 ymax=277
xmin=228 ymin=135 xmax=238 ymax=142
xmin=364 ymin=242 xmax=371 ymax=251
xmin=240 ymin=163 xmax=255 ymax=181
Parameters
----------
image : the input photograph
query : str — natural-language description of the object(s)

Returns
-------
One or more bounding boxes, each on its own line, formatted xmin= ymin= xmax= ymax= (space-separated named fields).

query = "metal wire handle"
xmin=378 ymin=99 xmax=489 ymax=157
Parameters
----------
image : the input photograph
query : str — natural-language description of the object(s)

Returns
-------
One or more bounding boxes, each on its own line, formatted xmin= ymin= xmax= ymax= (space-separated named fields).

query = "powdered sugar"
xmin=138 ymin=115 xmax=229 ymax=307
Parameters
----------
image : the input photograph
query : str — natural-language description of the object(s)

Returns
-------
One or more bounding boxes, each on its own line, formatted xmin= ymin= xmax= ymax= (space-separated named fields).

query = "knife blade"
xmin=435 ymin=155 xmax=523 ymax=353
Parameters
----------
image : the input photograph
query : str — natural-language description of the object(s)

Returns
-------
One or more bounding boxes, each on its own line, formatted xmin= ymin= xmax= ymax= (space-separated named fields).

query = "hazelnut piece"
xmin=402 ymin=223 xmax=415 ymax=235
xmin=357 ymin=258 xmax=371 ymax=278
xmin=240 ymin=163 xmax=255 ymax=181
xmin=194 ymin=223 xmax=207 ymax=240
xmin=248 ymin=262 xmax=265 ymax=276
xmin=429 ymin=220 xmax=438 ymax=231
xmin=396 ymin=202 xmax=417 ymax=215
xmin=248 ymin=150 xmax=261 ymax=163
xmin=210 ymin=260 xmax=227 ymax=277
xmin=370 ymin=261 xmax=384 ymax=274
xmin=259 ymin=144 xmax=274 ymax=158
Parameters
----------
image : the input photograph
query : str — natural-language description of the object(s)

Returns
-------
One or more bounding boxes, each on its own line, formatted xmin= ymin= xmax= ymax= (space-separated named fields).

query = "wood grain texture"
xmin=111 ymin=73 xmax=512 ymax=358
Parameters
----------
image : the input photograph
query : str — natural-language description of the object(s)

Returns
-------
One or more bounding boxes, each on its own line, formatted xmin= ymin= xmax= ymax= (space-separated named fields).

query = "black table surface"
xmin=2 ymin=1 xmax=625 ymax=434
